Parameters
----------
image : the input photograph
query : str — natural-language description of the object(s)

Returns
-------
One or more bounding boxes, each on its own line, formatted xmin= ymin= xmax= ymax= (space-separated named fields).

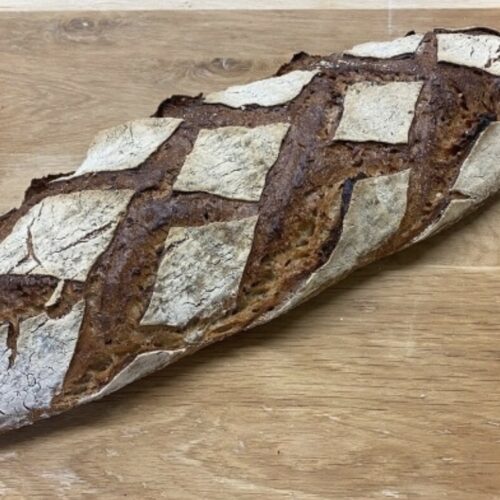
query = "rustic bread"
xmin=1 ymin=27 xmax=500 ymax=433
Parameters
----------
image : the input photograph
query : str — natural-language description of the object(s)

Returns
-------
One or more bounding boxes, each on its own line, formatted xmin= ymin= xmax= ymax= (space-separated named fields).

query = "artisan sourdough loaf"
xmin=1 ymin=27 xmax=500 ymax=432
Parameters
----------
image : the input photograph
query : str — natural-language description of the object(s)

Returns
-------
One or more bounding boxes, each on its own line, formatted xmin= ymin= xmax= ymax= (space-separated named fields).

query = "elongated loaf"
xmin=1 ymin=27 xmax=500 ymax=433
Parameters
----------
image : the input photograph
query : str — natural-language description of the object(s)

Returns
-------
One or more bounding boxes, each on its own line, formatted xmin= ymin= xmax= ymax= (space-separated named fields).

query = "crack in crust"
xmin=0 ymin=301 xmax=84 ymax=431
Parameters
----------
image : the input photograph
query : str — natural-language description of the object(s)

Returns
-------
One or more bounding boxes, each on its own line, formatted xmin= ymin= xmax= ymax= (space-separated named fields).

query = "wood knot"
xmin=194 ymin=58 xmax=252 ymax=79
xmin=66 ymin=17 xmax=95 ymax=32
xmin=56 ymin=17 xmax=118 ymax=43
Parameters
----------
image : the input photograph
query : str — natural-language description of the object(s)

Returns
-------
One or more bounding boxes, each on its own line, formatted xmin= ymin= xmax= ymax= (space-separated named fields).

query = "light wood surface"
xmin=1 ymin=9 xmax=500 ymax=499
xmin=2 ymin=0 xmax=500 ymax=11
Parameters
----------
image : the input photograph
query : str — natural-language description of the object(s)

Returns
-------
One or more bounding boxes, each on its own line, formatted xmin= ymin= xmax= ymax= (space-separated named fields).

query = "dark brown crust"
xmin=1 ymin=29 xmax=500 ymax=419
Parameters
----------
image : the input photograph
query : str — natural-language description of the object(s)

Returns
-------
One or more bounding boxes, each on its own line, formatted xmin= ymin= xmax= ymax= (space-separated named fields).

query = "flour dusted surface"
xmin=413 ymin=198 xmax=475 ymax=243
xmin=173 ymin=124 xmax=289 ymax=201
xmin=333 ymin=81 xmax=423 ymax=144
xmin=79 ymin=348 xmax=186 ymax=404
xmin=437 ymin=33 xmax=500 ymax=76
xmin=0 ymin=190 xmax=134 ymax=281
xmin=0 ymin=302 xmax=85 ymax=430
xmin=59 ymin=118 xmax=183 ymax=180
xmin=345 ymin=34 xmax=424 ymax=59
xmin=141 ymin=216 xmax=258 ymax=328
xmin=204 ymin=70 xmax=319 ymax=108
xmin=452 ymin=122 xmax=500 ymax=201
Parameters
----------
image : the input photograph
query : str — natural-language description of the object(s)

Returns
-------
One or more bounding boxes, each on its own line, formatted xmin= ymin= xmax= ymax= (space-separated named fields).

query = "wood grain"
xmin=0 ymin=9 xmax=499 ymax=499
xmin=2 ymin=0 xmax=500 ymax=11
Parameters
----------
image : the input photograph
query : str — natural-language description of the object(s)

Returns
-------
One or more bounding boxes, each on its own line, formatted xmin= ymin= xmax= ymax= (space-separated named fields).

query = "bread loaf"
xmin=1 ymin=27 xmax=500 ymax=433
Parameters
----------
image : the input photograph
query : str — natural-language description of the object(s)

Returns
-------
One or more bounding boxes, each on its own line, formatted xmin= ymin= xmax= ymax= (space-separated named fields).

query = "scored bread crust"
xmin=1 ymin=27 xmax=500 ymax=432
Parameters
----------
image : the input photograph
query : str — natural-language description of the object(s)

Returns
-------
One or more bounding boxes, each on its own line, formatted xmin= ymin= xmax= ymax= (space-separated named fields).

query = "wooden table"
xmin=0 ymin=8 xmax=500 ymax=499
